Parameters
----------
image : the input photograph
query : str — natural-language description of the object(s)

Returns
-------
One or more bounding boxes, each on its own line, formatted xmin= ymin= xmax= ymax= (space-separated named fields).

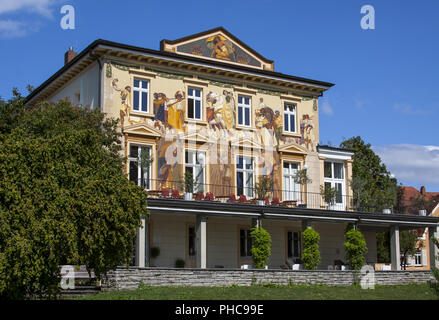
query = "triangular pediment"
xmin=278 ymin=142 xmax=308 ymax=155
xmin=123 ymin=123 xmax=162 ymax=137
xmin=231 ymin=137 xmax=263 ymax=150
xmin=160 ymin=27 xmax=274 ymax=71
xmin=179 ymin=130 xmax=209 ymax=143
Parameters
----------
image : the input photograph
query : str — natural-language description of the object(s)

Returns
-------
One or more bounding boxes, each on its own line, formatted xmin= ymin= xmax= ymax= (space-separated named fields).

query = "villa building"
xmin=25 ymin=27 xmax=439 ymax=271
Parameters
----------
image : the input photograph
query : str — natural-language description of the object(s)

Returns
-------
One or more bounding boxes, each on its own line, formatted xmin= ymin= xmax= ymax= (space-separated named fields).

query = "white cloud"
xmin=321 ymin=100 xmax=333 ymax=116
xmin=0 ymin=0 xmax=55 ymax=18
xmin=0 ymin=19 xmax=28 ymax=37
xmin=393 ymin=103 xmax=433 ymax=115
xmin=373 ymin=144 xmax=439 ymax=189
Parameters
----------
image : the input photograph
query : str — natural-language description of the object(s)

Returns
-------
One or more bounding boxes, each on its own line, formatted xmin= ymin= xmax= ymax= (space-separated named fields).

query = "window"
xmin=236 ymin=156 xmax=254 ymax=198
xmin=414 ymin=251 xmax=422 ymax=266
xmin=283 ymin=162 xmax=301 ymax=201
xmin=188 ymin=226 xmax=196 ymax=257
xmin=287 ymin=231 xmax=301 ymax=260
xmin=129 ymin=145 xmax=151 ymax=189
xmin=323 ymin=161 xmax=345 ymax=209
xmin=185 ymin=150 xmax=205 ymax=193
xmin=187 ymin=87 xmax=202 ymax=120
xmin=133 ymin=78 xmax=149 ymax=112
xmin=237 ymin=95 xmax=251 ymax=127
xmin=240 ymin=229 xmax=252 ymax=257
xmin=284 ymin=103 xmax=296 ymax=133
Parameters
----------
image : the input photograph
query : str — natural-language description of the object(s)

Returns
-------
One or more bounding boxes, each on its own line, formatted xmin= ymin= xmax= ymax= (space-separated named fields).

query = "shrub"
xmin=302 ymin=227 xmax=320 ymax=270
xmin=344 ymin=228 xmax=368 ymax=270
xmin=250 ymin=226 xmax=271 ymax=269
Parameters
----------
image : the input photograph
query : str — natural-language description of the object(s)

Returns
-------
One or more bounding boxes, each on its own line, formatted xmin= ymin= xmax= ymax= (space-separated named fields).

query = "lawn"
xmin=75 ymin=283 xmax=438 ymax=300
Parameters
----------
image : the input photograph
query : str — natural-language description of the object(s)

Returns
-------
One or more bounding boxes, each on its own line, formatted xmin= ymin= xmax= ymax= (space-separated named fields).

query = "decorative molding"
xmin=157 ymin=71 xmax=186 ymax=80
xmin=208 ymin=80 xmax=235 ymax=88
xmin=258 ymin=88 xmax=284 ymax=97
xmin=122 ymin=123 xmax=163 ymax=138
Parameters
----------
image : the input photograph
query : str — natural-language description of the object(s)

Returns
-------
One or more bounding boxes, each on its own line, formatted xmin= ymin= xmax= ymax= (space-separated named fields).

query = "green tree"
xmin=302 ymin=227 xmax=320 ymax=270
xmin=250 ymin=226 xmax=271 ymax=269
xmin=0 ymin=98 xmax=148 ymax=299
xmin=340 ymin=136 xmax=398 ymax=213
xmin=344 ymin=227 xmax=368 ymax=270
xmin=429 ymin=236 xmax=439 ymax=296
xmin=400 ymin=230 xmax=422 ymax=270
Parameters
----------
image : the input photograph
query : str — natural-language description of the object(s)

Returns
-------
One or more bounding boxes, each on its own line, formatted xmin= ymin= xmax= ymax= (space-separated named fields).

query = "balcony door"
xmin=324 ymin=161 xmax=346 ymax=210
xmin=129 ymin=145 xmax=151 ymax=189
xmin=283 ymin=162 xmax=301 ymax=201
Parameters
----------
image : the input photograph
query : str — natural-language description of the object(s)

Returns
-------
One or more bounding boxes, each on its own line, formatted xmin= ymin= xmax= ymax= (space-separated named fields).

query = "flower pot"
xmin=419 ymin=209 xmax=427 ymax=216
xmin=257 ymin=200 xmax=265 ymax=206
xmin=183 ymin=193 xmax=193 ymax=200
xmin=382 ymin=208 xmax=391 ymax=214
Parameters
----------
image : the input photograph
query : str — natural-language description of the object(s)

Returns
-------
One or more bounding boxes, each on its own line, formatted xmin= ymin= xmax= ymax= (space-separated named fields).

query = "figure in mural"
xmin=153 ymin=93 xmax=168 ymax=130
xmin=112 ymin=79 xmax=133 ymax=126
xmin=152 ymin=91 xmax=186 ymax=132
xmin=300 ymin=114 xmax=315 ymax=151
xmin=255 ymin=98 xmax=284 ymax=145
xmin=206 ymin=35 xmax=235 ymax=61
xmin=165 ymin=91 xmax=186 ymax=132
xmin=157 ymin=139 xmax=181 ymax=189
xmin=205 ymin=90 xmax=235 ymax=132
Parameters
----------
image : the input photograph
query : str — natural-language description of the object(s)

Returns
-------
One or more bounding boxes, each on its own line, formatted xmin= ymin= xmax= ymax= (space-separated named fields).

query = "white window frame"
xmin=185 ymin=150 xmax=205 ymax=193
xmin=128 ymin=144 xmax=152 ymax=190
xmin=283 ymin=161 xmax=301 ymax=201
xmin=133 ymin=78 xmax=149 ymax=113
xmin=237 ymin=95 xmax=251 ymax=127
xmin=284 ymin=103 xmax=296 ymax=133
xmin=323 ymin=160 xmax=346 ymax=210
xmin=187 ymin=87 xmax=203 ymax=120
xmin=236 ymin=156 xmax=254 ymax=198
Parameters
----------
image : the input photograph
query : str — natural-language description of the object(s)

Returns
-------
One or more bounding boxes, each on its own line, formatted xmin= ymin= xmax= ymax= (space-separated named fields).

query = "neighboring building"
xmin=399 ymin=186 xmax=439 ymax=270
xmin=25 ymin=27 xmax=439 ymax=271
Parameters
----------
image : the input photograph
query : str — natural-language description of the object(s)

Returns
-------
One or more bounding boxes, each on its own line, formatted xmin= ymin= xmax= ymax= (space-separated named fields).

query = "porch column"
xmin=145 ymin=218 xmax=150 ymax=267
xmin=429 ymin=226 xmax=438 ymax=269
xmin=252 ymin=217 xmax=262 ymax=229
xmin=196 ymin=215 xmax=207 ymax=269
xmin=135 ymin=216 xmax=146 ymax=267
xmin=390 ymin=225 xmax=401 ymax=270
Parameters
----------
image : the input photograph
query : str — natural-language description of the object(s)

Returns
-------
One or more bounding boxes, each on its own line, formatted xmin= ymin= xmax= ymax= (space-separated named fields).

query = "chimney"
xmin=420 ymin=186 xmax=426 ymax=195
xmin=64 ymin=46 xmax=77 ymax=65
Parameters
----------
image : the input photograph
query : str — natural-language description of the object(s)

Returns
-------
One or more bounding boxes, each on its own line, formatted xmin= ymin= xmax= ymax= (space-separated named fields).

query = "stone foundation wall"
xmin=102 ymin=267 xmax=435 ymax=291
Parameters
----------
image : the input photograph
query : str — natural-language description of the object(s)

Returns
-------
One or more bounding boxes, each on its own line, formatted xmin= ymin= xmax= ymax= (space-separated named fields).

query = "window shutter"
xmin=422 ymin=250 xmax=428 ymax=266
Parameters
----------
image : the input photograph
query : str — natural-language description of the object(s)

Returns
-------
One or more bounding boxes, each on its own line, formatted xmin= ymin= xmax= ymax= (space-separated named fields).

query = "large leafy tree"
xmin=0 ymin=94 xmax=148 ymax=299
xmin=340 ymin=136 xmax=398 ymax=213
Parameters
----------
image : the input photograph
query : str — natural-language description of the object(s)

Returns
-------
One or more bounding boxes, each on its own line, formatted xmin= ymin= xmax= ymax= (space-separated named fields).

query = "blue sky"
xmin=1 ymin=0 xmax=438 ymax=191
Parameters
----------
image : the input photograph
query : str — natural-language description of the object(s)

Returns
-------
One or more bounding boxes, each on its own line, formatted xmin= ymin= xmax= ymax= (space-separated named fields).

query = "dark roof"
xmin=25 ymin=39 xmax=335 ymax=104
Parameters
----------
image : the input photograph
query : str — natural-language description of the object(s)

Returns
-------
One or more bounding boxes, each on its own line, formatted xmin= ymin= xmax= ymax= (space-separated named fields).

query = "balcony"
xmin=137 ymin=179 xmax=396 ymax=214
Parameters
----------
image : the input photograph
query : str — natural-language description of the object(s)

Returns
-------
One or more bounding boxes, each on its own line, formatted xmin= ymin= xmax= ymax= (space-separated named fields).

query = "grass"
xmin=75 ymin=283 xmax=438 ymax=300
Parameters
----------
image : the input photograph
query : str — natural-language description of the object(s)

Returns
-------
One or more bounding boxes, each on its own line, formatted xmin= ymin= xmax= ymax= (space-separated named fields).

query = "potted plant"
xmin=195 ymin=192 xmax=204 ymax=201
xmin=293 ymin=167 xmax=312 ymax=207
xmin=161 ymin=188 xmax=170 ymax=198
xmin=271 ymin=197 xmax=280 ymax=206
xmin=229 ymin=194 xmax=236 ymax=203
xmin=254 ymin=176 xmax=273 ymax=205
xmin=171 ymin=189 xmax=180 ymax=199
xmin=183 ymin=171 xmax=194 ymax=200
xmin=175 ymin=258 xmax=185 ymax=268
xmin=239 ymin=194 xmax=247 ymax=203
xmin=320 ymin=185 xmax=337 ymax=209
xmin=204 ymin=192 xmax=214 ymax=201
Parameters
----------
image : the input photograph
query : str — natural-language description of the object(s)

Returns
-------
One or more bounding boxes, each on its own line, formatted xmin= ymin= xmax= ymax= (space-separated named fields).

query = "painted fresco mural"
xmin=109 ymin=67 xmax=317 ymax=192
xmin=176 ymin=34 xmax=262 ymax=67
